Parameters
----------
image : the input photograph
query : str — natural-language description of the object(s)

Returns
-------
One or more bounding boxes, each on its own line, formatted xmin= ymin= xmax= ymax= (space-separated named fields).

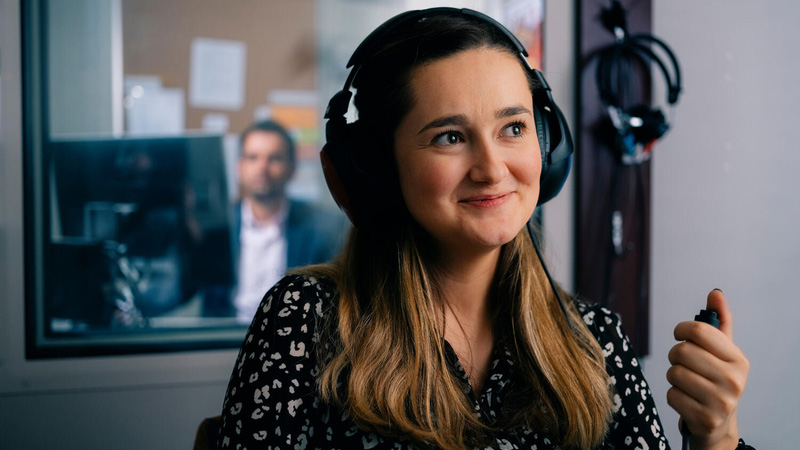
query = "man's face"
xmin=238 ymin=131 xmax=294 ymax=203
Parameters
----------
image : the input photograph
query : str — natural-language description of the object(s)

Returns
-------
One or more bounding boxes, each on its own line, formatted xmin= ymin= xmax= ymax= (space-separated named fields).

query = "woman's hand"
xmin=666 ymin=289 xmax=749 ymax=450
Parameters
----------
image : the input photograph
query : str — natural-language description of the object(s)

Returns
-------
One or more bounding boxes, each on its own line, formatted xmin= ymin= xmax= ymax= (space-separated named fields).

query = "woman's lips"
xmin=459 ymin=192 xmax=512 ymax=208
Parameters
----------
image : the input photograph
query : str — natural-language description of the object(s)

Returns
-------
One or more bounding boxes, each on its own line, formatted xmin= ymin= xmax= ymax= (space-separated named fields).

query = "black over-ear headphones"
xmin=595 ymin=1 xmax=682 ymax=164
xmin=320 ymin=7 xmax=574 ymax=230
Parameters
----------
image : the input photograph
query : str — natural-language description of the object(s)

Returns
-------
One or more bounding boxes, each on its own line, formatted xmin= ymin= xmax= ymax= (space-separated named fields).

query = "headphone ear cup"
xmin=627 ymin=105 xmax=668 ymax=144
xmin=613 ymin=130 xmax=637 ymax=160
xmin=532 ymin=101 xmax=551 ymax=174
xmin=320 ymin=113 xmax=359 ymax=226
xmin=532 ymin=86 xmax=573 ymax=206
xmin=321 ymin=110 xmax=403 ymax=231
xmin=320 ymin=142 xmax=355 ymax=225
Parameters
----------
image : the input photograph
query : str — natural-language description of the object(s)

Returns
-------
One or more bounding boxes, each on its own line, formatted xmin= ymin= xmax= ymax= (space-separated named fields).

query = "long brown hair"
xmin=301 ymin=12 xmax=613 ymax=449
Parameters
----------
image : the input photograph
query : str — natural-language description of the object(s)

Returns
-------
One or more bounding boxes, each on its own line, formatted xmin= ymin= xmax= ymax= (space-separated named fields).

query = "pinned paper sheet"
xmin=124 ymin=75 xmax=185 ymax=134
xmin=201 ymin=113 xmax=230 ymax=133
xmin=189 ymin=38 xmax=247 ymax=110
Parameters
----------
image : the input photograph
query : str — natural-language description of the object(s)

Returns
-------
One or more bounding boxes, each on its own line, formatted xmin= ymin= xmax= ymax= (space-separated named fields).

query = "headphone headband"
xmin=596 ymin=33 xmax=682 ymax=108
xmin=347 ymin=8 xmax=529 ymax=70
xmin=594 ymin=24 xmax=682 ymax=164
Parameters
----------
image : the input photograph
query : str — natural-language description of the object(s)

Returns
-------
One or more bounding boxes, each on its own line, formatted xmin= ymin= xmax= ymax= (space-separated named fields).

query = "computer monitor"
xmin=46 ymin=134 xmax=235 ymax=330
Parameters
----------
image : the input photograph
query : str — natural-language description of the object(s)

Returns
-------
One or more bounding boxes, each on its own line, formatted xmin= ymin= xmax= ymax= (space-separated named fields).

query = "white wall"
xmin=540 ymin=0 xmax=576 ymax=288
xmin=645 ymin=0 xmax=800 ymax=447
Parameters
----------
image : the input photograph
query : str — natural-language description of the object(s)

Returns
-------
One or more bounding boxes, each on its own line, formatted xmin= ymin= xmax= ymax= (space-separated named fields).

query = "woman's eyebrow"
xmin=417 ymin=105 xmax=532 ymax=135
xmin=496 ymin=105 xmax=533 ymax=119
xmin=418 ymin=115 xmax=467 ymax=134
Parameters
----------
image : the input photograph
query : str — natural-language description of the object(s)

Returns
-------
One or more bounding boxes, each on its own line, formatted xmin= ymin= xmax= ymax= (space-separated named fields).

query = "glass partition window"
xmin=23 ymin=0 xmax=543 ymax=357
xmin=24 ymin=0 xmax=343 ymax=357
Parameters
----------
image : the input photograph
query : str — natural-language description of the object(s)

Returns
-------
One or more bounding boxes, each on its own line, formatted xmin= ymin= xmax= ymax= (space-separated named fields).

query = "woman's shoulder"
xmin=253 ymin=274 xmax=339 ymax=324
xmin=237 ymin=274 xmax=340 ymax=368
xmin=271 ymin=273 xmax=338 ymax=298
xmin=572 ymin=299 xmax=626 ymax=344
xmin=573 ymin=299 xmax=618 ymax=326
xmin=570 ymin=298 xmax=649 ymax=383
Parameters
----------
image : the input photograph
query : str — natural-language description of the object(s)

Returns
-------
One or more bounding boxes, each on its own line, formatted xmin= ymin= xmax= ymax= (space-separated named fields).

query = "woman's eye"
xmin=432 ymin=131 xmax=462 ymax=146
xmin=501 ymin=122 xmax=526 ymax=138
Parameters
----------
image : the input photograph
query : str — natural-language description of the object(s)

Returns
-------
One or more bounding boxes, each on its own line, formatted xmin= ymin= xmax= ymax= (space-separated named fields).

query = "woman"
xmin=218 ymin=8 xmax=751 ymax=450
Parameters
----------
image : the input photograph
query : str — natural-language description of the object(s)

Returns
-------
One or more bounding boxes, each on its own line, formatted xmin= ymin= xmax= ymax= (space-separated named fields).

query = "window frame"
xmin=22 ymin=0 xmax=248 ymax=359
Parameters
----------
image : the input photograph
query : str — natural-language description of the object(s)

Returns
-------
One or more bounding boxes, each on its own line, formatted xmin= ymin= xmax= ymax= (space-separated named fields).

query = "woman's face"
xmin=394 ymin=47 xmax=542 ymax=261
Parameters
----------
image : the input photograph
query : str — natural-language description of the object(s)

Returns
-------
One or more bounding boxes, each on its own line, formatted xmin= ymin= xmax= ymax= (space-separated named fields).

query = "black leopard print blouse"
xmin=218 ymin=275 xmax=754 ymax=450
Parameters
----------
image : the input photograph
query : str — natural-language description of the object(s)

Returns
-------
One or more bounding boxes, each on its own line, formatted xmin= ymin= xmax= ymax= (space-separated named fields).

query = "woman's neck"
xmin=438 ymin=247 xmax=500 ymax=394
xmin=437 ymin=243 xmax=500 ymax=311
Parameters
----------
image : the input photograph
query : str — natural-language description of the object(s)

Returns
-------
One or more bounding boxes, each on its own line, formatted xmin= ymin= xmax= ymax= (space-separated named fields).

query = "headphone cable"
xmin=527 ymin=219 xmax=574 ymax=330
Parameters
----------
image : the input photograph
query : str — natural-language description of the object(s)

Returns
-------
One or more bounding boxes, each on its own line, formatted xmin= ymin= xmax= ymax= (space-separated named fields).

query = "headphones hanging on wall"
xmin=595 ymin=1 xmax=682 ymax=165
xmin=320 ymin=7 xmax=575 ymax=230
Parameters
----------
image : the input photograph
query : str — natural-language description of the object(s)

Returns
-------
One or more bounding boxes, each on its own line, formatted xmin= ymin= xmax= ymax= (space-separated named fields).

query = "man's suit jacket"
xmin=201 ymin=200 xmax=347 ymax=317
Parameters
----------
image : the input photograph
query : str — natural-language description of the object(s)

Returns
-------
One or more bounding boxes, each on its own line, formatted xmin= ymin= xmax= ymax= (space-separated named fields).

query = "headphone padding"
xmin=534 ymin=88 xmax=572 ymax=205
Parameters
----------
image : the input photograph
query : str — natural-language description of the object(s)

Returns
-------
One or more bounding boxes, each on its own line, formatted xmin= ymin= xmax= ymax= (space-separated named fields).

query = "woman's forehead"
xmin=405 ymin=48 xmax=532 ymax=121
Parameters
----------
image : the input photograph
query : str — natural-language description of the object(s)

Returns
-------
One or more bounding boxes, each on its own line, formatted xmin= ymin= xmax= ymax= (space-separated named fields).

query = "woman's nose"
xmin=468 ymin=137 xmax=508 ymax=184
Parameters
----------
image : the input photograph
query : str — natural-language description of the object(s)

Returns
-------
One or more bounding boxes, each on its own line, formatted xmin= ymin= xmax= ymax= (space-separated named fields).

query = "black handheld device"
xmin=681 ymin=309 xmax=720 ymax=450
xmin=695 ymin=309 xmax=720 ymax=329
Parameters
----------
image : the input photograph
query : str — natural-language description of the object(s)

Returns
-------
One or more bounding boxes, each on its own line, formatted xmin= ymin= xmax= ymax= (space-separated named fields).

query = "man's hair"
xmin=239 ymin=119 xmax=297 ymax=166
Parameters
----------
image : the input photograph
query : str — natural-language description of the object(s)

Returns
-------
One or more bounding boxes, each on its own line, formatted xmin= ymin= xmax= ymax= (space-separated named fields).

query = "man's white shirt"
xmin=233 ymin=199 xmax=288 ymax=324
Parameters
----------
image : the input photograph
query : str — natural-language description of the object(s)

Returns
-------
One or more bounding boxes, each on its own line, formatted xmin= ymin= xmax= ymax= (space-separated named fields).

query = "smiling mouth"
xmin=459 ymin=193 xmax=512 ymax=208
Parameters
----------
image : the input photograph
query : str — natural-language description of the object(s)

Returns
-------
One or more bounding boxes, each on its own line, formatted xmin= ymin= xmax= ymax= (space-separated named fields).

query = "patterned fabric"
xmin=218 ymin=275 xmax=751 ymax=450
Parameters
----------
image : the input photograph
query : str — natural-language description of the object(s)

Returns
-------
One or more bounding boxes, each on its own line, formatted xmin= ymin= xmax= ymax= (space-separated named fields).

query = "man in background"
xmin=203 ymin=120 xmax=346 ymax=322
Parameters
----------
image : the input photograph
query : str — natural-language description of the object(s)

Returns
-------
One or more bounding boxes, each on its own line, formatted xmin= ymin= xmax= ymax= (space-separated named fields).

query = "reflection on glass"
xmin=201 ymin=120 xmax=347 ymax=325
xmin=28 ymin=0 xmax=487 ymax=356
xmin=47 ymin=135 xmax=236 ymax=333
xmin=27 ymin=0 xmax=345 ymax=356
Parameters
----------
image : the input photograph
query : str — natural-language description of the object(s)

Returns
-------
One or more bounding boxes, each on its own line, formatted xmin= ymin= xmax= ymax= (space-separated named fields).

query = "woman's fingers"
xmin=667 ymin=337 xmax=747 ymax=389
xmin=666 ymin=290 xmax=749 ymax=449
xmin=706 ymin=289 xmax=733 ymax=337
